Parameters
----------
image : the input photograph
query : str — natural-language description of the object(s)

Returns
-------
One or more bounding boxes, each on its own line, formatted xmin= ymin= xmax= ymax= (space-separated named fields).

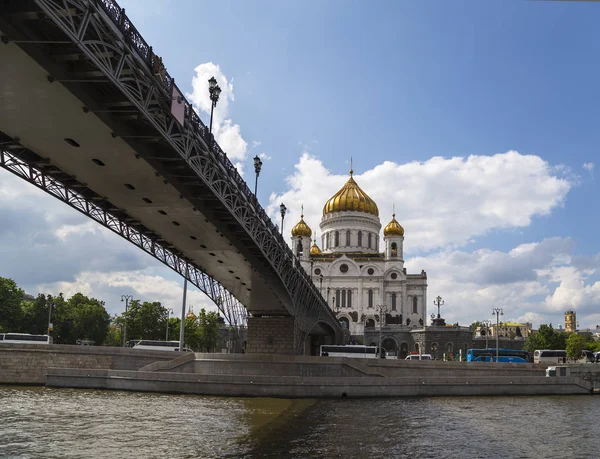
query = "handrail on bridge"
xmin=96 ymin=0 xmax=328 ymax=311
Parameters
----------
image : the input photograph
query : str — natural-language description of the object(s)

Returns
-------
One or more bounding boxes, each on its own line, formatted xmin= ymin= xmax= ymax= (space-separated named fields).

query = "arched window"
xmin=406 ymin=318 xmax=411 ymax=326
xmin=412 ymin=296 xmax=418 ymax=314
xmin=325 ymin=233 xmax=330 ymax=250
xmin=415 ymin=342 xmax=420 ymax=354
xmin=346 ymin=230 xmax=351 ymax=246
xmin=391 ymin=293 xmax=397 ymax=311
xmin=342 ymin=290 xmax=346 ymax=308
xmin=365 ymin=319 xmax=375 ymax=328
xmin=336 ymin=289 xmax=340 ymax=307
xmin=358 ymin=231 xmax=362 ymax=247
xmin=340 ymin=317 xmax=350 ymax=330
xmin=296 ymin=240 xmax=303 ymax=257
xmin=368 ymin=232 xmax=372 ymax=249
xmin=334 ymin=231 xmax=339 ymax=247
xmin=446 ymin=343 xmax=453 ymax=356
xmin=375 ymin=237 xmax=378 ymax=251
xmin=347 ymin=290 xmax=352 ymax=308
xmin=431 ymin=342 xmax=438 ymax=352
xmin=368 ymin=289 xmax=373 ymax=308
xmin=391 ymin=242 xmax=397 ymax=258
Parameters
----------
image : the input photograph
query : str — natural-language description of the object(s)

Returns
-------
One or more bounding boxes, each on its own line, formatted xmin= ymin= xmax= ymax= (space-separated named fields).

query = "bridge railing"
xmin=96 ymin=0 xmax=328 ymax=309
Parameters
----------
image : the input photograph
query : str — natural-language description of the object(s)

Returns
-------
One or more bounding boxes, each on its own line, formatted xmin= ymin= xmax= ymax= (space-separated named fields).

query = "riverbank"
xmin=2 ymin=344 xmax=598 ymax=398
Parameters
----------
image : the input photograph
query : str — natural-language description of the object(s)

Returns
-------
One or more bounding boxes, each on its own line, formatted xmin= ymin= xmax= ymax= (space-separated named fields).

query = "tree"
xmin=19 ymin=294 xmax=52 ymax=335
xmin=120 ymin=300 xmax=168 ymax=341
xmin=53 ymin=293 xmax=109 ymax=344
xmin=0 ymin=277 xmax=24 ymax=332
xmin=566 ymin=333 xmax=587 ymax=360
xmin=470 ymin=321 xmax=482 ymax=337
xmin=197 ymin=309 xmax=220 ymax=352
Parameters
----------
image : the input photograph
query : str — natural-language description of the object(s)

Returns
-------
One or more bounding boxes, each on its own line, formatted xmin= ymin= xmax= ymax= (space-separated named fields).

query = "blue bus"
xmin=466 ymin=348 xmax=529 ymax=363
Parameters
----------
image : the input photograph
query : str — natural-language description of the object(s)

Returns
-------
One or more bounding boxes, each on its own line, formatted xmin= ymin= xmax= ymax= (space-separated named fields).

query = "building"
xmin=565 ymin=310 xmax=577 ymax=333
xmin=487 ymin=322 xmax=532 ymax=339
xmin=290 ymin=168 xmax=428 ymax=344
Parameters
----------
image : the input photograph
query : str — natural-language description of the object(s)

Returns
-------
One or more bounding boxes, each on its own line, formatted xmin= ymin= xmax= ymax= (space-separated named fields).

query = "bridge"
xmin=0 ymin=0 xmax=342 ymax=354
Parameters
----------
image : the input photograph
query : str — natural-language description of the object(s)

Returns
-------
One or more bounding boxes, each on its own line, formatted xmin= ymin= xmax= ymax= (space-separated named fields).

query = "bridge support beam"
xmin=246 ymin=317 xmax=296 ymax=355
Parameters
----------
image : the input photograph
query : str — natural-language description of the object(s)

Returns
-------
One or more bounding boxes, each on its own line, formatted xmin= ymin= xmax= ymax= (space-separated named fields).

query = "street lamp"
xmin=482 ymin=319 xmax=492 ymax=350
xmin=376 ymin=304 xmax=389 ymax=358
xmin=165 ymin=308 xmax=174 ymax=341
xmin=492 ymin=308 xmax=504 ymax=363
xmin=47 ymin=297 xmax=54 ymax=338
xmin=280 ymin=203 xmax=287 ymax=234
xmin=319 ymin=274 xmax=324 ymax=296
xmin=208 ymin=76 xmax=221 ymax=135
xmin=433 ymin=295 xmax=444 ymax=319
xmin=253 ymin=155 xmax=263 ymax=196
xmin=121 ymin=294 xmax=133 ymax=347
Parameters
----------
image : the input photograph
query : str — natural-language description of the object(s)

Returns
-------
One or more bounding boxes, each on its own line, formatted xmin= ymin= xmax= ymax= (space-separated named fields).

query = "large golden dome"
xmin=323 ymin=171 xmax=379 ymax=217
xmin=310 ymin=238 xmax=322 ymax=255
xmin=384 ymin=213 xmax=404 ymax=237
xmin=291 ymin=214 xmax=312 ymax=238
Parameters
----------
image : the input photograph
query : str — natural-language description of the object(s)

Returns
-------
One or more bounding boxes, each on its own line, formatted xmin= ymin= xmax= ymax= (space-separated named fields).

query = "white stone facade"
xmin=290 ymin=176 xmax=427 ymax=340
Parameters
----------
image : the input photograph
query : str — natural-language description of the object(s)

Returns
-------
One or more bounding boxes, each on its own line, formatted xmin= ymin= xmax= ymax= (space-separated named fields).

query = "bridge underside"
xmin=0 ymin=0 xmax=342 ymax=353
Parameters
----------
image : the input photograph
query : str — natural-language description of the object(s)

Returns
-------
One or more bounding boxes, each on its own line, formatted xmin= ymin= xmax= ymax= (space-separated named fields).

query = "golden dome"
xmin=291 ymin=213 xmax=312 ymax=238
xmin=186 ymin=312 xmax=197 ymax=320
xmin=310 ymin=238 xmax=322 ymax=255
xmin=384 ymin=214 xmax=404 ymax=237
xmin=323 ymin=171 xmax=379 ymax=217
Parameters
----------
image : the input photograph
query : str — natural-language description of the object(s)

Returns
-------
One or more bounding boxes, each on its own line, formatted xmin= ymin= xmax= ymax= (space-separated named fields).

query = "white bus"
xmin=132 ymin=340 xmax=191 ymax=352
xmin=534 ymin=349 xmax=594 ymax=364
xmin=0 ymin=333 xmax=53 ymax=344
xmin=320 ymin=345 xmax=385 ymax=359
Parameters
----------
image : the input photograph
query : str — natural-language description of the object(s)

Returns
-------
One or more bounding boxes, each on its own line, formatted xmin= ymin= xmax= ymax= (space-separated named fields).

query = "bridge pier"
xmin=246 ymin=317 xmax=296 ymax=355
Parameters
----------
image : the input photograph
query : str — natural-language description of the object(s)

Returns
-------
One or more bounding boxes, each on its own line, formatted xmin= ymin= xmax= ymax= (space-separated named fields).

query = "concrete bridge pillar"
xmin=246 ymin=316 xmax=296 ymax=355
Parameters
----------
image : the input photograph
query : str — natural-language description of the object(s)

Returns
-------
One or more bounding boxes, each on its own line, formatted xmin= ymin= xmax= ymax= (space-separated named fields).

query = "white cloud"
xmin=259 ymin=153 xmax=272 ymax=161
xmin=583 ymin=162 xmax=595 ymax=177
xmin=406 ymin=238 xmax=600 ymax=329
xmin=268 ymin=151 xmax=574 ymax=251
xmin=187 ymin=62 xmax=248 ymax=172
xmin=251 ymin=140 xmax=262 ymax=149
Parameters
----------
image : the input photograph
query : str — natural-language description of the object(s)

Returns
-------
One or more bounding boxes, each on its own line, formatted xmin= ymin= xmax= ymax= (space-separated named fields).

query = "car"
xmin=405 ymin=354 xmax=433 ymax=361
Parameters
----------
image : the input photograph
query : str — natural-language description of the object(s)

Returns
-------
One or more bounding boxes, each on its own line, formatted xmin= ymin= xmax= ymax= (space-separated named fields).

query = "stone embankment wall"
xmin=0 ymin=344 xmax=175 ymax=385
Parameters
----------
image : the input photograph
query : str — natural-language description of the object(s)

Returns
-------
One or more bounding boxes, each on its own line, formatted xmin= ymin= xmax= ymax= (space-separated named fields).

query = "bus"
xmin=320 ymin=345 xmax=385 ymax=359
xmin=132 ymin=340 xmax=191 ymax=351
xmin=534 ymin=349 xmax=595 ymax=364
xmin=466 ymin=348 xmax=529 ymax=363
xmin=0 ymin=333 xmax=53 ymax=344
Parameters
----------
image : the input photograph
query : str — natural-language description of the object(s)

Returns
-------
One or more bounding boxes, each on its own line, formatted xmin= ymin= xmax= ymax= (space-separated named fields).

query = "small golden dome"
xmin=384 ymin=214 xmax=404 ymax=237
xmin=323 ymin=171 xmax=379 ymax=217
xmin=291 ymin=214 xmax=312 ymax=238
xmin=310 ymin=239 xmax=322 ymax=255
xmin=186 ymin=311 xmax=197 ymax=320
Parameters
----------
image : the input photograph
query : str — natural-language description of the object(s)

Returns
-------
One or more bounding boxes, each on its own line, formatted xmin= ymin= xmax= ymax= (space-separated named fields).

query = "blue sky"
xmin=2 ymin=0 xmax=600 ymax=328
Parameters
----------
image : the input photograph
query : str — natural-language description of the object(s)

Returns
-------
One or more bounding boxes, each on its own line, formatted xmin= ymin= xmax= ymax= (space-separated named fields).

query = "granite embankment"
xmin=2 ymin=345 xmax=598 ymax=397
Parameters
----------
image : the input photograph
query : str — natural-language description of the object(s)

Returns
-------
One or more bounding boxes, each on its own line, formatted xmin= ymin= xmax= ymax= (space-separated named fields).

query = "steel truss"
xmin=3 ymin=0 xmax=341 ymax=351
xmin=0 ymin=146 xmax=247 ymax=334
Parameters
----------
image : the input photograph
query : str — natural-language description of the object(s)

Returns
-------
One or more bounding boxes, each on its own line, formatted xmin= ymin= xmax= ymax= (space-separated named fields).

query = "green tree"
xmin=19 ymin=294 xmax=52 ymax=335
xmin=53 ymin=293 xmax=109 ymax=344
xmin=104 ymin=319 xmax=122 ymax=347
xmin=0 ymin=277 xmax=24 ymax=332
xmin=470 ymin=321 xmax=482 ymax=337
xmin=197 ymin=309 xmax=220 ymax=352
xmin=566 ymin=333 xmax=587 ymax=360
xmin=121 ymin=300 xmax=168 ymax=341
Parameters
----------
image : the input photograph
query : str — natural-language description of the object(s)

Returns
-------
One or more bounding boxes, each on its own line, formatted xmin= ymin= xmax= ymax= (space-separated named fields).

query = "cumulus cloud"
xmin=186 ymin=62 xmax=247 ymax=172
xmin=268 ymin=151 xmax=574 ymax=251
xmin=407 ymin=238 xmax=600 ymax=329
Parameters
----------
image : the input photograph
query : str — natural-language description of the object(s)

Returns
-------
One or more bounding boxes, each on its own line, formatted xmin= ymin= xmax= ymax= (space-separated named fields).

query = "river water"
xmin=1 ymin=387 xmax=599 ymax=458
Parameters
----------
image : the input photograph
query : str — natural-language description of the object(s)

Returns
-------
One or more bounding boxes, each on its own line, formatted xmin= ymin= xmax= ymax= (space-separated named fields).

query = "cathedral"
xmin=290 ymin=168 xmax=428 ymax=342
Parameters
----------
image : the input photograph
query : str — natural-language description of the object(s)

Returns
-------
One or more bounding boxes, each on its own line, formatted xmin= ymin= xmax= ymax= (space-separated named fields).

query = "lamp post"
xmin=208 ymin=76 xmax=221 ymax=135
xmin=492 ymin=308 xmax=504 ymax=362
xmin=319 ymin=274 xmax=324 ymax=297
xmin=47 ymin=297 xmax=54 ymax=338
xmin=253 ymin=155 xmax=263 ymax=196
xmin=433 ymin=295 xmax=444 ymax=319
xmin=327 ymin=287 xmax=330 ymax=304
xmin=482 ymin=319 xmax=492 ymax=350
xmin=165 ymin=308 xmax=174 ymax=341
xmin=121 ymin=294 xmax=133 ymax=347
xmin=376 ymin=304 xmax=389 ymax=358
xmin=279 ymin=203 xmax=287 ymax=234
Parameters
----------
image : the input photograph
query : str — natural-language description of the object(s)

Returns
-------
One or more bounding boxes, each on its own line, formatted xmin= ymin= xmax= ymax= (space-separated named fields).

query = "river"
xmin=1 ymin=387 xmax=599 ymax=458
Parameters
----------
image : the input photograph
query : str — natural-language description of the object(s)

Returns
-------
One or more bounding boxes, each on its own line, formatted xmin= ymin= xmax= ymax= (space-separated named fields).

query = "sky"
xmin=2 ymin=0 xmax=600 ymax=329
